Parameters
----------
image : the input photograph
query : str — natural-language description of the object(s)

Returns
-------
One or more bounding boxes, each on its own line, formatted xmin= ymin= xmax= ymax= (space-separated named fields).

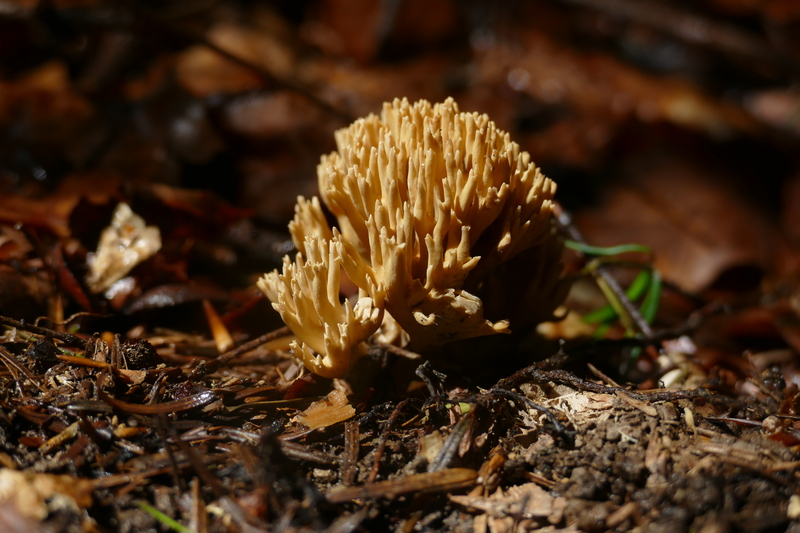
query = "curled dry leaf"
xmin=86 ymin=203 xmax=162 ymax=294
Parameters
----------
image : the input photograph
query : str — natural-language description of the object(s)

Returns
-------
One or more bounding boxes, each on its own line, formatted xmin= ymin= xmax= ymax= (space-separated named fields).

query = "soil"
xmin=0 ymin=330 xmax=797 ymax=532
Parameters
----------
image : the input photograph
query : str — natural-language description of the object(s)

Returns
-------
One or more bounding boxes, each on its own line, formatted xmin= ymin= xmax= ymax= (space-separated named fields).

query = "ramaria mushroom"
xmin=257 ymin=234 xmax=384 ymax=378
xmin=259 ymin=97 xmax=568 ymax=377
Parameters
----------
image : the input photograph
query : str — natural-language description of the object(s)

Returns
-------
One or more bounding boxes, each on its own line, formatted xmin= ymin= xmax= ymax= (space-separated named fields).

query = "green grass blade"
xmin=593 ymin=322 xmax=612 ymax=339
xmin=583 ymin=305 xmax=618 ymax=325
xmin=136 ymin=502 xmax=195 ymax=533
xmin=565 ymin=241 xmax=652 ymax=256
xmin=626 ymin=269 xmax=652 ymax=302
xmin=639 ymin=269 xmax=662 ymax=324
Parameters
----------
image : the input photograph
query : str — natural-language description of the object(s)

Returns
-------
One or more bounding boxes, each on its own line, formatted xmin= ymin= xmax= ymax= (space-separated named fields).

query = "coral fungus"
xmin=259 ymin=98 xmax=568 ymax=378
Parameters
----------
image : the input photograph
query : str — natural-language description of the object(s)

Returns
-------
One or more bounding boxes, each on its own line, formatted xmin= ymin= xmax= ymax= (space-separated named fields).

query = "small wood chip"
xmin=296 ymin=389 xmax=355 ymax=430
xmin=616 ymin=390 xmax=658 ymax=417
xmin=606 ymin=501 xmax=639 ymax=527
xmin=326 ymin=468 xmax=478 ymax=504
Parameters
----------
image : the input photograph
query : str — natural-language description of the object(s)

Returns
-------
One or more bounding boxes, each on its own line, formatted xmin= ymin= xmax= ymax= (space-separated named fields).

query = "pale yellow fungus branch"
xmin=288 ymin=196 xmax=332 ymax=256
xmin=257 ymin=234 xmax=384 ymax=378
xmin=315 ymin=97 xmax=558 ymax=349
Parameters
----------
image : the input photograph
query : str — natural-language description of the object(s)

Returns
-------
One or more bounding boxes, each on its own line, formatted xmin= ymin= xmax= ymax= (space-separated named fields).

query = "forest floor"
xmin=1 ymin=1 xmax=800 ymax=532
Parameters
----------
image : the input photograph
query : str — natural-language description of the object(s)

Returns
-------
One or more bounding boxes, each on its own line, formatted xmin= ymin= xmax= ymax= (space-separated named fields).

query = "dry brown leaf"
xmin=536 ymin=308 xmax=598 ymax=340
xmin=576 ymin=154 xmax=773 ymax=292
xmin=221 ymin=91 xmax=325 ymax=139
xmin=0 ymin=226 xmax=33 ymax=262
xmin=175 ymin=21 xmax=294 ymax=97
xmin=744 ymin=89 xmax=800 ymax=136
xmin=451 ymin=483 xmax=566 ymax=524
xmin=303 ymin=0 xmax=382 ymax=63
xmin=117 ymin=369 xmax=147 ymax=385
xmin=0 ymin=62 xmax=94 ymax=144
xmin=477 ymin=30 xmax=760 ymax=142
xmin=297 ymin=54 xmax=451 ymax=118
xmin=551 ymin=392 xmax=616 ymax=415
xmin=0 ymin=172 xmax=122 ymax=238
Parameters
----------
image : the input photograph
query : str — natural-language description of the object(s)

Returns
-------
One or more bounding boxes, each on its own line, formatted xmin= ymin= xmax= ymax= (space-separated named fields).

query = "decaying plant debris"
xmin=2 ymin=1 xmax=800 ymax=533
xmin=0 ymin=313 xmax=798 ymax=532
